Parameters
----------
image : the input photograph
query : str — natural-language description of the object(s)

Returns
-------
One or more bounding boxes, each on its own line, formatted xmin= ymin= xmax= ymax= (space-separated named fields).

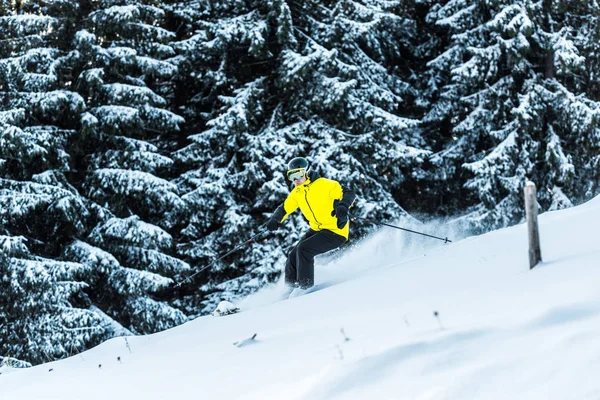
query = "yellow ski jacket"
xmin=274 ymin=172 xmax=356 ymax=240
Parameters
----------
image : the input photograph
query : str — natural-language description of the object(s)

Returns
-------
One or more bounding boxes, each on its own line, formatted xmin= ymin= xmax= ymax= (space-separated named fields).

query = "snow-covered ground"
xmin=2 ymin=197 xmax=600 ymax=400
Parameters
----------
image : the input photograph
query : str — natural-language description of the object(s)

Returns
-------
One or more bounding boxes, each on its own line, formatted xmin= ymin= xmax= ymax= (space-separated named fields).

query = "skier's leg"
xmin=285 ymin=230 xmax=317 ymax=287
xmin=284 ymin=246 xmax=299 ymax=286
xmin=296 ymin=230 xmax=346 ymax=288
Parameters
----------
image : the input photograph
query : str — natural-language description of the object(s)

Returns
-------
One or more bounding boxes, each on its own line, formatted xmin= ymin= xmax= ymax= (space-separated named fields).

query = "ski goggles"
xmin=287 ymin=168 xmax=306 ymax=181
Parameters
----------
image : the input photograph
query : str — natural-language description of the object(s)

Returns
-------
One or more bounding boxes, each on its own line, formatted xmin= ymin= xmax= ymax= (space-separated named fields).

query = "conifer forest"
xmin=1 ymin=0 xmax=599 ymax=364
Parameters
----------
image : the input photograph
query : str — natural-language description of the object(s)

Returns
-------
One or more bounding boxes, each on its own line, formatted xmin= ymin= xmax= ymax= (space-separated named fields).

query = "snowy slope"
xmin=2 ymin=197 xmax=600 ymax=400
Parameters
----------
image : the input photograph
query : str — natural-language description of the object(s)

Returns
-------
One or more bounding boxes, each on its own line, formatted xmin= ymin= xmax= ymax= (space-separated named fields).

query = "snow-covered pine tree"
xmin=0 ymin=21 xmax=94 ymax=249
xmin=276 ymin=0 xmax=428 ymax=222
xmin=0 ymin=236 xmax=113 ymax=364
xmin=73 ymin=5 xmax=185 ymax=227
xmin=0 ymin=0 xmax=84 ymax=189
xmin=60 ymin=1 xmax=190 ymax=333
xmin=422 ymin=0 xmax=600 ymax=233
xmin=167 ymin=1 xmax=280 ymax=313
xmin=168 ymin=0 xmax=428 ymax=313
xmin=64 ymin=220 xmax=188 ymax=334
xmin=545 ymin=1 xmax=600 ymax=207
xmin=0 ymin=0 xmax=132 ymax=364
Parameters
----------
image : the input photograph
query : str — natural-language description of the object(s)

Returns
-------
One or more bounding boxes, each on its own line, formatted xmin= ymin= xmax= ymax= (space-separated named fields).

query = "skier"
xmin=266 ymin=157 xmax=356 ymax=291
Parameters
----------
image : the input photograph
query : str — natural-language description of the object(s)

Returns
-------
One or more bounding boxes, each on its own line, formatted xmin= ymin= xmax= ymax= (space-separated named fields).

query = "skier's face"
xmin=287 ymin=167 xmax=308 ymax=185
xmin=293 ymin=176 xmax=307 ymax=186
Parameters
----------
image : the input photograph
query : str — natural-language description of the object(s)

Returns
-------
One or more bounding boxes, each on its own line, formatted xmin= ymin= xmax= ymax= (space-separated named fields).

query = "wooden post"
xmin=524 ymin=181 xmax=542 ymax=269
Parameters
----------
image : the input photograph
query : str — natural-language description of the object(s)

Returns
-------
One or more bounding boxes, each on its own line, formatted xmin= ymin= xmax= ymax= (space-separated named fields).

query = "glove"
xmin=266 ymin=218 xmax=279 ymax=231
xmin=335 ymin=205 xmax=348 ymax=229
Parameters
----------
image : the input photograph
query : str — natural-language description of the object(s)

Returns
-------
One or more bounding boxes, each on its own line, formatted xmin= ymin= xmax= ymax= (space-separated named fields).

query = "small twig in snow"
xmin=233 ymin=333 xmax=257 ymax=348
xmin=433 ymin=311 xmax=444 ymax=330
xmin=124 ymin=337 xmax=132 ymax=353
xmin=340 ymin=328 xmax=351 ymax=342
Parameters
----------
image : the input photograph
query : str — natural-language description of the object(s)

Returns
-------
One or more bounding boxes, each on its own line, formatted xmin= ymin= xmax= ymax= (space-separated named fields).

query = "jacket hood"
xmin=307 ymin=170 xmax=321 ymax=182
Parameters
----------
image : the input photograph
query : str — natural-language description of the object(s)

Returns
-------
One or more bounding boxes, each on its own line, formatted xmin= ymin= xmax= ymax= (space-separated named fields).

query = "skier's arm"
xmin=339 ymin=184 xmax=356 ymax=209
xmin=330 ymin=181 xmax=356 ymax=209
xmin=281 ymin=194 xmax=299 ymax=221
xmin=270 ymin=204 xmax=286 ymax=223
xmin=330 ymin=182 xmax=356 ymax=228
xmin=267 ymin=194 xmax=298 ymax=230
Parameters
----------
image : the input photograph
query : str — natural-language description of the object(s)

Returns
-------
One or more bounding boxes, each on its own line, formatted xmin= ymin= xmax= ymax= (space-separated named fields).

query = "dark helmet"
xmin=287 ymin=157 xmax=309 ymax=171
xmin=286 ymin=157 xmax=310 ymax=181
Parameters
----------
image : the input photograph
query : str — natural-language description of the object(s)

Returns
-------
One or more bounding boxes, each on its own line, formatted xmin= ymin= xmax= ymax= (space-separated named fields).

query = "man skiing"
xmin=266 ymin=157 xmax=356 ymax=291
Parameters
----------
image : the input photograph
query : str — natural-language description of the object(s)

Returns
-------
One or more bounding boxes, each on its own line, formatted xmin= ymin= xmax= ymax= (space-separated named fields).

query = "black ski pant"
xmin=285 ymin=229 xmax=346 ymax=289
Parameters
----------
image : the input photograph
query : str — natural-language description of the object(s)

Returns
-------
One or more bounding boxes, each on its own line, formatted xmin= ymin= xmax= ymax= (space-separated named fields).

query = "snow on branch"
xmin=84 ymin=169 xmax=184 ymax=212
xmin=89 ymin=216 xmax=174 ymax=251
xmin=0 ymin=235 xmax=29 ymax=257
xmin=101 ymin=84 xmax=166 ymax=107
xmin=0 ymin=15 xmax=59 ymax=37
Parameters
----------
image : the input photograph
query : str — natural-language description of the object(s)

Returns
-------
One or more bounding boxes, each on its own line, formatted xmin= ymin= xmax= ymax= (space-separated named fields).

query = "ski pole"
xmin=354 ymin=216 xmax=452 ymax=243
xmin=176 ymin=226 xmax=268 ymax=287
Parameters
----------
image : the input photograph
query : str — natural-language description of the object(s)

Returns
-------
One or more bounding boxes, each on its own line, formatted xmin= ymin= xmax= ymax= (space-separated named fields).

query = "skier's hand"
xmin=266 ymin=218 xmax=279 ymax=231
xmin=335 ymin=205 xmax=348 ymax=229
